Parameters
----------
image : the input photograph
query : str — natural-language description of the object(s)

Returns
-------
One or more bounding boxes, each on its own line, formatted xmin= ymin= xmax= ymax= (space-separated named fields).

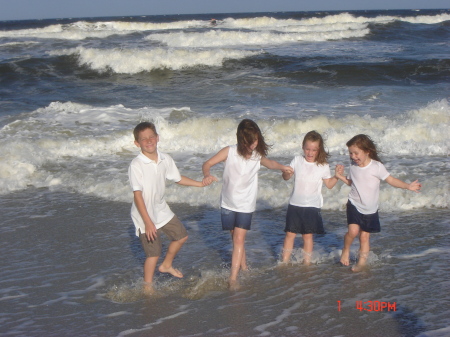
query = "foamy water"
xmin=0 ymin=9 xmax=449 ymax=337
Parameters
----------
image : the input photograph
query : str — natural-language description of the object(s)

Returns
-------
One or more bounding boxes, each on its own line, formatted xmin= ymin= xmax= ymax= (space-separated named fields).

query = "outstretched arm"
xmin=261 ymin=157 xmax=294 ymax=175
xmin=385 ymin=176 xmax=421 ymax=192
xmin=176 ymin=175 xmax=205 ymax=187
xmin=335 ymin=164 xmax=351 ymax=186
xmin=133 ymin=190 xmax=157 ymax=242
xmin=202 ymin=147 xmax=228 ymax=185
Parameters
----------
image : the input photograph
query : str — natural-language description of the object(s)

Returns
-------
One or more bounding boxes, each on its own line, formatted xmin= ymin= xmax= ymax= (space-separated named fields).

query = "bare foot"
xmin=158 ymin=265 xmax=183 ymax=278
xmin=228 ymin=279 xmax=240 ymax=291
xmin=351 ymin=263 xmax=366 ymax=273
xmin=340 ymin=249 xmax=350 ymax=266
xmin=281 ymin=248 xmax=293 ymax=263
xmin=143 ymin=282 xmax=155 ymax=296
xmin=303 ymin=250 xmax=312 ymax=266
xmin=351 ymin=252 xmax=368 ymax=272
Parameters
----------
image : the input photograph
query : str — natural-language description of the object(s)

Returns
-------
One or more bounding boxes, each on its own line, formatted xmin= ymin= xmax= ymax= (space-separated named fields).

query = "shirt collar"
xmin=138 ymin=150 xmax=165 ymax=164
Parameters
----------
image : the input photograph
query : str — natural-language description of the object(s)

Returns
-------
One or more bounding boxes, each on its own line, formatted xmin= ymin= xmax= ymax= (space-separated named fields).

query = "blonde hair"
xmin=302 ymin=131 xmax=330 ymax=165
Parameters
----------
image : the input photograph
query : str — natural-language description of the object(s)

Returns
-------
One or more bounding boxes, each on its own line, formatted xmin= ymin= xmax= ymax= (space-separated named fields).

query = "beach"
xmin=0 ymin=9 xmax=449 ymax=336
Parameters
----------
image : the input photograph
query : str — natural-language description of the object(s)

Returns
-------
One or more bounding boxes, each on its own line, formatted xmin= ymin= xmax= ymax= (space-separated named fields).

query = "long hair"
xmin=236 ymin=119 xmax=269 ymax=158
xmin=346 ymin=134 xmax=382 ymax=163
xmin=302 ymin=130 xmax=330 ymax=165
xmin=133 ymin=122 xmax=158 ymax=141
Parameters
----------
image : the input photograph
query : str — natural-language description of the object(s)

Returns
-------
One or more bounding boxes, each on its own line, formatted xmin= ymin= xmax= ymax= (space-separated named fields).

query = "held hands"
xmin=281 ymin=166 xmax=294 ymax=175
xmin=408 ymin=179 xmax=422 ymax=193
xmin=202 ymin=175 xmax=218 ymax=186
xmin=335 ymin=164 xmax=345 ymax=178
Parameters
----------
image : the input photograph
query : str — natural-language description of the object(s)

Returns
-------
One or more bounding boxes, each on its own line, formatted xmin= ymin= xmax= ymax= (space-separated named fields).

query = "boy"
xmin=129 ymin=122 xmax=213 ymax=293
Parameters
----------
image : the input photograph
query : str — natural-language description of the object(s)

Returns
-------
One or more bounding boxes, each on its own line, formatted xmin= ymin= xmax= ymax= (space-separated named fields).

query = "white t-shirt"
xmin=128 ymin=151 xmax=181 ymax=236
xmin=288 ymin=156 xmax=331 ymax=208
xmin=221 ymin=145 xmax=261 ymax=213
xmin=348 ymin=159 xmax=390 ymax=214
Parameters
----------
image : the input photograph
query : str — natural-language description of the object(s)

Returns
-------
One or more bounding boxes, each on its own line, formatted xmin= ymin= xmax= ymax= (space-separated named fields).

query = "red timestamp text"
xmin=337 ymin=300 xmax=397 ymax=312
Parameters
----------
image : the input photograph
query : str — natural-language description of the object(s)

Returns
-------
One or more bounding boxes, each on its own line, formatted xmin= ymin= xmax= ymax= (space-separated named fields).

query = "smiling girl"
xmin=281 ymin=131 xmax=339 ymax=265
xmin=336 ymin=134 xmax=421 ymax=272
xmin=203 ymin=119 xmax=292 ymax=289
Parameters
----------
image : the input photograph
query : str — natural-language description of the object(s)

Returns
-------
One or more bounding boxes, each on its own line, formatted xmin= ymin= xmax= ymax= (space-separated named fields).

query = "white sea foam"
xmin=221 ymin=12 xmax=450 ymax=29
xmin=0 ymin=100 xmax=448 ymax=211
xmin=0 ymin=41 xmax=40 ymax=48
xmin=395 ymin=248 xmax=447 ymax=259
xmin=2 ymin=12 xmax=447 ymax=41
xmin=49 ymin=46 xmax=259 ymax=72
xmin=146 ymin=28 xmax=370 ymax=48
xmin=0 ymin=24 xmax=131 ymax=40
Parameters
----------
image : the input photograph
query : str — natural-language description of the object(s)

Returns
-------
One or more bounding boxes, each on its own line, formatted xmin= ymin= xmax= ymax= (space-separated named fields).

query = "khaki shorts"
xmin=139 ymin=215 xmax=188 ymax=257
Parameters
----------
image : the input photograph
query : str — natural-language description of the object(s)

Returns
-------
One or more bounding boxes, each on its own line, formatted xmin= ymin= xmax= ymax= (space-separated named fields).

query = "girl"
xmin=282 ymin=131 xmax=339 ymax=265
xmin=335 ymin=134 xmax=421 ymax=272
xmin=202 ymin=119 xmax=292 ymax=289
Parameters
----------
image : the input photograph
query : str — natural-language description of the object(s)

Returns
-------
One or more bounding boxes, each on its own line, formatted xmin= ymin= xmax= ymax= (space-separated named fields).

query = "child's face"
xmin=246 ymin=139 xmax=258 ymax=152
xmin=348 ymin=144 xmax=371 ymax=167
xmin=135 ymin=128 xmax=159 ymax=157
xmin=303 ymin=140 xmax=320 ymax=163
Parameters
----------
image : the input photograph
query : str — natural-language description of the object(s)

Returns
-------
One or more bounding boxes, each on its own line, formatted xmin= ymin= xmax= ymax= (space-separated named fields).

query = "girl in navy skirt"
xmin=282 ymin=131 xmax=339 ymax=265
xmin=336 ymin=134 xmax=421 ymax=272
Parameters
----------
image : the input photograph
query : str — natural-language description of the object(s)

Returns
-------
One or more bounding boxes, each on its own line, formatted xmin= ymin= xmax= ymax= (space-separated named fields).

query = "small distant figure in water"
xmin=281 ymin=131 xmax=339 ymax=265
xmin=335 ymin=134 xmax=421 ymax=272
xmin=202 ymin=119 xmax=292 ymax=290
xmin=210 ymin=18 xmax=217 ymax=26
xmin=128 ymin=122 xmax=213 ymax=294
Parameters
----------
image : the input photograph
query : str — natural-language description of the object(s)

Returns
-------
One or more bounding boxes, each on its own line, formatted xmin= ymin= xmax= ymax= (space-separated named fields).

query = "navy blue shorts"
xmin=346 ymin=200 xmax=380 ymax=233
xmin=284 ymin=204 xmax=325 ymax=234
xmin=221 ymin=208 xmax=253 ymax=231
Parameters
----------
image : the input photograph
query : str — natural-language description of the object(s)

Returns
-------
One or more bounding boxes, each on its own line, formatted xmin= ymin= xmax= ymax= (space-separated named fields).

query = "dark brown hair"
xmin=302 ymin=130 xmax=330 ymax=165
xmin=236 ymin=119 xmax=269 ymax=158
xmin=133 ymin=122 xmax=158 ymax=141
xmin=346 ymin=134 xmax=382 ymax=163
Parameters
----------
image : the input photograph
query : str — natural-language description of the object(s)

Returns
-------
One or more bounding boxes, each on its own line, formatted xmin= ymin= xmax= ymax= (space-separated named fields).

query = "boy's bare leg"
xmin=340 ymin=224 xmax=360 ymax=266
xmin=158 ymin=236 xmax=188 ymax=278
xmin=302 ymin=234 xmax=313 ymax=265
xmin=282 ymin=232 xmax=296 ymax=263
xmin=143 ymin=256 xmax=159 ymax=294
xmin=229 ymin=227 xmax=248 ymax=288
xmin=352 ymin=231 xmax=370 ymax=272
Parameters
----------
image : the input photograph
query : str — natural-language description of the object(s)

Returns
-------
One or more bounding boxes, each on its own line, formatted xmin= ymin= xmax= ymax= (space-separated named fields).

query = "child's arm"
xmin=133 ymin=190 xmax=157 ymax=242
xmin=202 ymin=147 xmax=228 ymax=185
xmin=385 ymin=176 xmax=421 ymax=192
xmin=335 ymin=164 xmax=352 ymax=186
xmin=323 ymin=176 xmax=339 ymax=189
xmin=177 ymin=175 xmax=206 ymax=187
xmin=261 ymin=157 xmax=294 ymax=175
xmin=323 ymin=165 xmax=341 ymax=189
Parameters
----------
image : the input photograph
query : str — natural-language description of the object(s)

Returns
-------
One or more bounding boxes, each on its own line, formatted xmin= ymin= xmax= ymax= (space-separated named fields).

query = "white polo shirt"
xmin=348 ymin=159 xmax=390 ymax=214
xmin=288 ymin=156 xmax=331 ymax=208
xmin=128 ymin=151 xmax=181 ymax=236
xmin=221 ymin=145 xmax=261 ymax=213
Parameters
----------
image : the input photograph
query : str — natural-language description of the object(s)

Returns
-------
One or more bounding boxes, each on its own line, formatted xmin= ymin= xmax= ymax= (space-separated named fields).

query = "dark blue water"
xmin=0 ymin=9 xmax=449 ymax=337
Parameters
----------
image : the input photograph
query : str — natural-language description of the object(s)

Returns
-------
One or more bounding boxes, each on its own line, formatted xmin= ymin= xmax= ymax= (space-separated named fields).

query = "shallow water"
xmin=1 ymin=189 xmax=448 ymax=336
xmin=1 ymin=8 xmax=449 ymax=336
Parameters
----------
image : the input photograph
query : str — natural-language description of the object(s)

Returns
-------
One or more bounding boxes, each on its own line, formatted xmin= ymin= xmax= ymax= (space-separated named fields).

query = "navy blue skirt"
xmin=346 ymin=200 xmax=381 ymax=233
xmin=285 ymin=204 xmax=325 ymax=234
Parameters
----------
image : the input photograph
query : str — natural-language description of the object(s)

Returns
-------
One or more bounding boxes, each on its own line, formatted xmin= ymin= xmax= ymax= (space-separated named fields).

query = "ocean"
xmin=0 ymin=9 xmax=449 ymax=337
